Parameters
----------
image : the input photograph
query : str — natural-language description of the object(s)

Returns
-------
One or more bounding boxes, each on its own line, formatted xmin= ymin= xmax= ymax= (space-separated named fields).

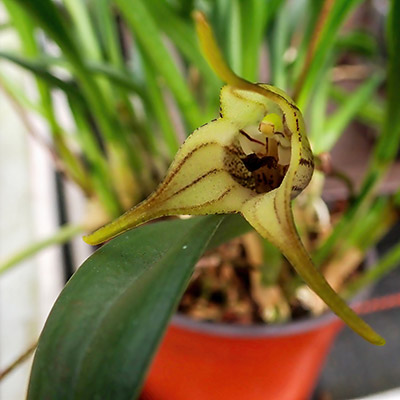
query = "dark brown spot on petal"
xmin=299 ymin=157 xmax=314 ymax=168
xmin=223 ymin=149 xmax=256 ymax=190
xmin=242 ymin=154 xmax=276 ymax=172
xmin=292 ymin=185 xmax=303 ymax=192
xmin=273 ymin=195 xmax=281 ymax=224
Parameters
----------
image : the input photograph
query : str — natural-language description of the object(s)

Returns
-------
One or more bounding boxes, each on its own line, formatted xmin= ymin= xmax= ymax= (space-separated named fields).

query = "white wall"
xmin=0 ymin=8 xmax=64 ymax=399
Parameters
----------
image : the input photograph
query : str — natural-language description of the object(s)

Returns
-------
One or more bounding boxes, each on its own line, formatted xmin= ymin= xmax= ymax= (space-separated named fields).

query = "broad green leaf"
xmin=27 ymin=215 xmax=223 ymax=400
xmin=206 ymin=214 xmax=252 ymax=250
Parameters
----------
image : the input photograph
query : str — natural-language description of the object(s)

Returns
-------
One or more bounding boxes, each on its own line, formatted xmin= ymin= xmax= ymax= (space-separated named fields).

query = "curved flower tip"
xmin=83 ymin=12 xmax=385 ymax=346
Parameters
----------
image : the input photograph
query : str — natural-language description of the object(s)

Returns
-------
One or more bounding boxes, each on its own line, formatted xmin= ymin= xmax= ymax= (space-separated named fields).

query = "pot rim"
xmin=171 ymin=250 xmax=377 ymax=338
xmin=171 ymin=309 xmax=338 ymax=338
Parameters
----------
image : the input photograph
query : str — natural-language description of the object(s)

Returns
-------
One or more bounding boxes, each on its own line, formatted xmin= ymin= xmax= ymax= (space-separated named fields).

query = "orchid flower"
xmin=84 ymin=12 xmax=384 ymax=345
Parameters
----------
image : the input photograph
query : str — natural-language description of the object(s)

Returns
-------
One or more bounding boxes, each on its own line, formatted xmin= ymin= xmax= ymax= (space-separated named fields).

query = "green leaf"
xmin=344 ymin=239 xmax=400 ymax=299
xmin=295 ymin=0 xmax=363 ymax=110
xmin=3 ymin=53 xmax=147 ymax=98
xmin=314 ymin=72 xmax=384 ymax=153
xmin=27 ymin=215 xmax=223 ymax=400
xmin=269 ymin=0 xmax=300 ymax=89
xmin=145 ymin=0 xmax=218 ymax=88
xmin=63 ymin=0 xmax=102 ymax=61
xmin=144 ymin=0 xmax=220 ymax=119
xmin=0 ymin=51 xmax=79 ymax=97
xmin=227 ymin=0 xmax=243 ymax=76
xmin=206 ymin=213 xmax=252 ymax=250
xmin=3 ymin=0 xmax=38 ymax=58
xmin=240 ymin=0 xmax=282 ymax=82
xmin=93 ymin=0 xmax=125 ymax=69
xmin=13 ymin=0 xmax=141 ymax=212
xmin=314 ymin=0 xmax=400 ymax=266
xmin=13 ymin=0 xmax=82 ymax=64
xmin=335 ymin=30 xmax=378 ymax=57
xmin=374 ymin=0 xmax=400 ymax=166
xmin=0 ymin=224 xmax=82 ymax=275
xmin=329 ymin=85 xmax=385 ymax=128
xmin=139 ymin=49 xmax=180 ymax=156
xmin=115 ymin=0 xmax=203 ymax=130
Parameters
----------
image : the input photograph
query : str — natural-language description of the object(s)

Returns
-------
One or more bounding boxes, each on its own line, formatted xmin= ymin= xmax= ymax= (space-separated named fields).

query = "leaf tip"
xmin=192 ymin=10 xmax=206 ymax=26
xmin=369 ymin=333 xmax=386 ymax=346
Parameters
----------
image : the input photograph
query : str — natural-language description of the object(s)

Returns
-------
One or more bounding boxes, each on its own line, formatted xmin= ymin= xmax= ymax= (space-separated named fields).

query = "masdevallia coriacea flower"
xmin=84 ymin=12 xmax=384 ymax=346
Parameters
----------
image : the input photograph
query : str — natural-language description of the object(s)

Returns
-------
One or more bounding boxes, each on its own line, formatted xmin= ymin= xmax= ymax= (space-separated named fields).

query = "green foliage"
xmin=28 ymin=216 xmax=223 ymax=400
xmin=1 ymin=0 xmax=400 ymax=397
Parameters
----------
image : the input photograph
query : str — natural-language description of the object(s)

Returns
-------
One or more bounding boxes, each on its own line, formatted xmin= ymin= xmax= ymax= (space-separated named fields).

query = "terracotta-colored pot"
xmin=142 ymin=251 xmax=376 ymax=400
xmin=142 ymin=312 xmax=343 ymax=400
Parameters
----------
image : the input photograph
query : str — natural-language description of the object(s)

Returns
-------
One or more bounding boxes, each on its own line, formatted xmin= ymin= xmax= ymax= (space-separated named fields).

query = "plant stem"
xmin=0 ymin=342 xmax=37 ymax=381
xmin=0 ymin=224 xmax=83 ymax=275
xmin=344 ymin=243 xmax=400 ymax=299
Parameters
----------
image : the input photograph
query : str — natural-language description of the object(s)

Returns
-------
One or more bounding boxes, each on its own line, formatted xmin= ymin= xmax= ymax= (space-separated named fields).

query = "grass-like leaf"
xmin=315 ymin=72 xmax=384 ymax=153
xmin=115 ymin=0 xmax=203 ymax=130
xmin=295 ymin=0 xmax=363 ymax=109
xmin=314 ymin=0 xmax=400 ymax=266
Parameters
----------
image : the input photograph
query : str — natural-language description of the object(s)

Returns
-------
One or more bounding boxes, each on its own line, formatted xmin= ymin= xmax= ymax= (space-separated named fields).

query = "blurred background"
xmin=0 ymin=0 xmax=400 ymax=399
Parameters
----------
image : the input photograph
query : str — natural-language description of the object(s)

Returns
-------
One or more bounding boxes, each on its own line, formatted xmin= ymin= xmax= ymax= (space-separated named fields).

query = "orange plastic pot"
xmin=142 ymin=312 xmax=343 ymax=400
